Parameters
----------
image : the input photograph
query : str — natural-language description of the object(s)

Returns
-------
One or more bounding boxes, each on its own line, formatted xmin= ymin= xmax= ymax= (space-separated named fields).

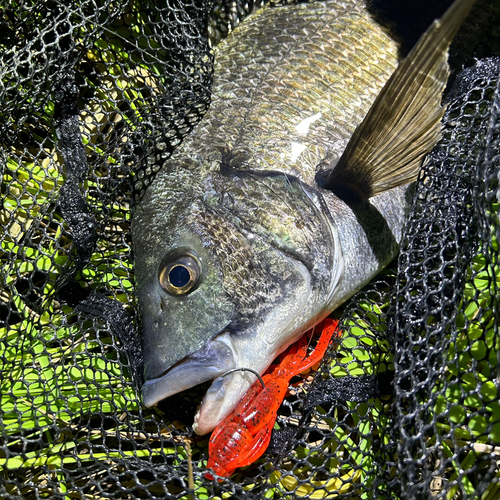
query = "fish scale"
xmin=205 ymin=1 xmax=399 ymax=184
xmin=133 ymin=0 xmax=477 ymax=436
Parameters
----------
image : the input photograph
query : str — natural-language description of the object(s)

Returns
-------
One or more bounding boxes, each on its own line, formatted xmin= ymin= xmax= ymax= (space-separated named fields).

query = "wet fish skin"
xmin=135 ymin=0 xmax=396 ymax=432
xmin=133 ymin=0 xmax=477 ymax=435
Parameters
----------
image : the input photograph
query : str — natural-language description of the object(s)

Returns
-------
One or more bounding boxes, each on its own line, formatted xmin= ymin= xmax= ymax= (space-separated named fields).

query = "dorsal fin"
xmin=322 ymin=0 xmax=477 ymax=204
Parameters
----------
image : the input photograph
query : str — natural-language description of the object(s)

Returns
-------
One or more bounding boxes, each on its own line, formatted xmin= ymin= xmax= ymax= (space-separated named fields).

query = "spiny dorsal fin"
xmin=322 ymin=0 xmax=477 ymax=203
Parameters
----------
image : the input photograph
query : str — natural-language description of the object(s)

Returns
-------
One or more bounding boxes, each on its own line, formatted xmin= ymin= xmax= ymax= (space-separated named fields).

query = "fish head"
xmin=133 ymin=159 xmax=343 ymax=434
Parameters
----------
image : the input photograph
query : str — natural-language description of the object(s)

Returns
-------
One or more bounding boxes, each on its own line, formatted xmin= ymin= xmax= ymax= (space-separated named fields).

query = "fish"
xmin=132 ymin=0 xmax=477 ymax=435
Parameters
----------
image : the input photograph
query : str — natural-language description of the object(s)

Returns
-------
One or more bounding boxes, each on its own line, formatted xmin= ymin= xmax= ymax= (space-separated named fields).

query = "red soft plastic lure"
xmin=206 ymin=317 xmax=340 ymax=478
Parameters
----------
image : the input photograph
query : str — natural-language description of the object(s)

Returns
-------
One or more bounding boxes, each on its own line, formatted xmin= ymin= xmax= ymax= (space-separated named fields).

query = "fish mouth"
xmin=141 ymin=330 xmax=237 ymax=408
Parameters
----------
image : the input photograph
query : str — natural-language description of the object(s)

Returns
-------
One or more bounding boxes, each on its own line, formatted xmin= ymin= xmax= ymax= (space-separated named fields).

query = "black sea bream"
xmin=132 ymin=0 xmax=477 ymax=434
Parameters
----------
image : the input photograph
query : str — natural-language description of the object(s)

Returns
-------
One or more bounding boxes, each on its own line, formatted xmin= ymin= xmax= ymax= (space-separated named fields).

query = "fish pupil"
xmin=158 ymin=250 xmax=201 ymax=295
xmin=169 ymin=265 xmax=191 ymax=288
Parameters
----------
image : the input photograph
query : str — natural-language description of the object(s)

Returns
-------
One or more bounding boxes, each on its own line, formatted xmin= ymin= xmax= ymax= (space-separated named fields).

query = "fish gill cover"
xmin=0 ymin=0 xmax=499 ymax=499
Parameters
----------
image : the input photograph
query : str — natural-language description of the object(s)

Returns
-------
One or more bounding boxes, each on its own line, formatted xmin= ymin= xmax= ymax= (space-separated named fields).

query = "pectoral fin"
xmin=322 ymin=0 xmax=477 ymax=203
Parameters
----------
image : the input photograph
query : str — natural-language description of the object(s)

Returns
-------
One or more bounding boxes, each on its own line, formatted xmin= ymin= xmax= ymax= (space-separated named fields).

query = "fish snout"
xmin=142 ymin=331 xmax=237 ymax=407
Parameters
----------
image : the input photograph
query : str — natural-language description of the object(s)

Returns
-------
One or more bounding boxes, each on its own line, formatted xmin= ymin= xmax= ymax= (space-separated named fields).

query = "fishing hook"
xmin=221 ymin=367 xmax=265 ymax=390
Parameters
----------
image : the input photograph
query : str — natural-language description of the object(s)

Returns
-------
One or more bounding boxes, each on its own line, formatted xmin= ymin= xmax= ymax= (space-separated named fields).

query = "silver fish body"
xmin=132 ymin=0 xmax=476 ymax=434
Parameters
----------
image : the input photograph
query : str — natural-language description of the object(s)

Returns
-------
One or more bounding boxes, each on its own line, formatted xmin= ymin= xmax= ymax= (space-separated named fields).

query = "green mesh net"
xmin=1 ymin=1 xmax=499 ymax=498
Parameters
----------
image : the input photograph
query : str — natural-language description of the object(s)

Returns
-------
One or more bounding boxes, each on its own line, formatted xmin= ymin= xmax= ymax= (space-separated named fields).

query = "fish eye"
xmin=158 ymin=251 xmax=201 ymax=295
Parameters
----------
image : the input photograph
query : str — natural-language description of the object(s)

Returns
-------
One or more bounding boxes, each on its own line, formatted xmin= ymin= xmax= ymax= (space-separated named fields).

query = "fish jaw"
xmin=193 ymin=370 xmax=259 ymax=435
xmin=142 ymin=331 xmax=237 ymax=407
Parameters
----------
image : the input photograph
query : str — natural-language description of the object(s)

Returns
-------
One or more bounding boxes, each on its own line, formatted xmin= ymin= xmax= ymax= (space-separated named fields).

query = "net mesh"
xmin=1 ymin=1 xmax=499 ymax=499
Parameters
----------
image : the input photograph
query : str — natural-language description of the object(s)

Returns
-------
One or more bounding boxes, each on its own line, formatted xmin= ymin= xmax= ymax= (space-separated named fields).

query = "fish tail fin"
xmin=321 ymin=0 xmax=477 ymax=203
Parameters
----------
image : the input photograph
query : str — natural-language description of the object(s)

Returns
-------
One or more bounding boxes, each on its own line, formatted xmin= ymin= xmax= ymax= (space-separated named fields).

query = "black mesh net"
xmin=1 ymin=1 xmax=499 ymax=499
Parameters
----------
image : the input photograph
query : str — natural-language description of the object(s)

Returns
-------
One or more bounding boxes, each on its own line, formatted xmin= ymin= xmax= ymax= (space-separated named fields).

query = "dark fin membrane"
xmin=322 ymin=0 xmax=477 ymax=204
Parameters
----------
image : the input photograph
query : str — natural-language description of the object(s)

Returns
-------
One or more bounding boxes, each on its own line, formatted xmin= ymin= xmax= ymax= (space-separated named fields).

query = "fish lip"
xmin=141 ymin=330 xmax=237 ymax=407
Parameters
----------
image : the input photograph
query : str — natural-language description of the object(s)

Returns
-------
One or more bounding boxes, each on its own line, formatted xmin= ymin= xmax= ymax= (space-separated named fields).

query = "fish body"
xmin=132 ymin=0 xmax=476 ymax=435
